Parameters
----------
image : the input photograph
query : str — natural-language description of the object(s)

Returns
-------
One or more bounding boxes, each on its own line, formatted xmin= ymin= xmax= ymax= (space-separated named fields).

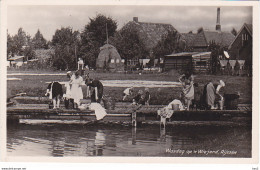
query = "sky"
xmin=7 ymin=5 xmax=252 ymax=41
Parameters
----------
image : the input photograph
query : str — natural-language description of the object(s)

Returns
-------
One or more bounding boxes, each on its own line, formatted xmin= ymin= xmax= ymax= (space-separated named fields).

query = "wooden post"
xmin=132 ymin=111 xmax=137 ymax=127
xmin=132 ymin=127 xmax=137 ymax=145
xmin=160 ymin=116 xmax=166 ymax=128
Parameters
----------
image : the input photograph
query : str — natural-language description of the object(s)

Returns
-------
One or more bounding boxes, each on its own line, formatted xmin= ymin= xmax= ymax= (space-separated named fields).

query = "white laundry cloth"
xmin=63 ymin=82 xmax=72 ymax=99
xmin=219 ymin=60 xmax=228 ymax=67
xmin=237 ymin=60 xmax=245 ymax=69
xmin=229 ymin=60 xmax=237 ymax=69
xmin=89 ymin=103 xmax=107 ymax=120
xmin=167 ymin=99 xmax=185 ymax=110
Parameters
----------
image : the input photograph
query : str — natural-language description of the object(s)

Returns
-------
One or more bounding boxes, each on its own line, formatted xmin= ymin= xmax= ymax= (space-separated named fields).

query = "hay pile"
xmin=96 ymin=44 xmax=124 ymax=72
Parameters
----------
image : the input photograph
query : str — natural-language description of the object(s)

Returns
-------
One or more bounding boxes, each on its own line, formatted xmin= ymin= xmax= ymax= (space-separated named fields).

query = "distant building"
xmin=115 ymin=17 xmax=178 ymax=54
xmin=164 ymin=51 xmax=211 ymax=73
xmin=181 ymin=30 xmax=235 ymax=52
xmin=8 ymin=55 xmax=25 ymax=68
xmin=228 ymin=23 xmax=252 ymax=63
xmin=180 ymin=7 xmax=235 ymax=52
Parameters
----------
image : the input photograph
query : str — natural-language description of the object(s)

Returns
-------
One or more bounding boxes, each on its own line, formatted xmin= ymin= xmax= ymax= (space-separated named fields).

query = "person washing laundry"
xmin=179 ymin=71 xmax=194 ymax=110
xmin=206 ymin=79 xmax=225 ymax=110
xmin=86 ymin=78 xmax=104 ymax=103
xmin=123 ymin=86 xmax=134 ymax=101
xmin=144 ymin=88 xmax=151 ymax=106
xmin=45 ymin=81 xmax=63 ymax=109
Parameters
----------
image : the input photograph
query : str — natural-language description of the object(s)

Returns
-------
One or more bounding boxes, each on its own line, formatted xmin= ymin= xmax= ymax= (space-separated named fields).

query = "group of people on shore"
xmin=178 ymin=71 xmax=226 ymax=110
xmin=123 ymin=87 xmax=151 ymax=106
xmin=46 ymin=69 xmax=233 ymax=111
xmin=46 ymin=70 xmax=103 ymax=109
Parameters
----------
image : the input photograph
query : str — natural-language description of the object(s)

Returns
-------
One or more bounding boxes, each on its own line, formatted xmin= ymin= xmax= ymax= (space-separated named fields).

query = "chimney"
xmin=133 ymin=17 xmax=138 ymax=22
xmin=216 ymin=7 xmax=221 ymax=31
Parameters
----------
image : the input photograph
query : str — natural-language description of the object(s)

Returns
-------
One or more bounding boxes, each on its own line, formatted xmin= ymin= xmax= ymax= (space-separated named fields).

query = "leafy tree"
xmin=24 ymin=46 xmax=36 ymax=60
xmin=51 ymin=27 xmax=80 ymax=70
xmin=152 ymin=30 xmax=183 ymax=59
xmin=7 ymin=32 xmax=15 ymax=58
xmin=207 ymin=42 xmax=227 ymax=74
xmin=80 ymin=14 xmax=117 ymax=68
xmin=32 ymin=29 xmax=47 ymax=49
xmin=231 ymin=28 xmax=237 ymax=36
xmin=84 ymin=14 xmax=117 ymax=45
xmin=11 ymin=28 xmax=29 ymax=56
xmin=110 ymin=26 xmax=149 ymax=61
xmin=7 ymin=28 xmax=36 ymax=60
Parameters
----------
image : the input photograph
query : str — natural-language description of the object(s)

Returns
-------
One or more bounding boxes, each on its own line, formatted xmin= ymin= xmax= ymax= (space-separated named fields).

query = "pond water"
xmin=7 ymin=123 xmax=251 ymax=157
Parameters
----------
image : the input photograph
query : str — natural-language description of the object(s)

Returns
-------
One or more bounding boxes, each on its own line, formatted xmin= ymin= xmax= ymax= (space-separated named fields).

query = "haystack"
xmin=96 ymin=44 xmax=124 ymax=72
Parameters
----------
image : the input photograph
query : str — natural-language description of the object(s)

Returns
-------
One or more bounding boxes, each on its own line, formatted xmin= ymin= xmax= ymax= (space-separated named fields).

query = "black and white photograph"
xmin=2 ymin=0 xmax=259 ymax=162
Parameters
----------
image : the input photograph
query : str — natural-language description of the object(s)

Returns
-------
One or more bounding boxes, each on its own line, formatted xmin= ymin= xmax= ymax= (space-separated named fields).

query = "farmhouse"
xmin=228 ymin=23 xmax=252 ymax=72
xmin=118 ymin=17 xmax=178 ymax=54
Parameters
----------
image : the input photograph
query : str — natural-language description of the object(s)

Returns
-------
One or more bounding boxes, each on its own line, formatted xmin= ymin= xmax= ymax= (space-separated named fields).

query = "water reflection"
xmin=93 ymin=130 xmax=106 ymax=156
xmin=7 ymin=124 xmax=251 ymax=157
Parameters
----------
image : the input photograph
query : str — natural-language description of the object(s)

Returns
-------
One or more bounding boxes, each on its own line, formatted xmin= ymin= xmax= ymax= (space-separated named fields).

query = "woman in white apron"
xmin=70 ymin=71 xmax=84 ymax=108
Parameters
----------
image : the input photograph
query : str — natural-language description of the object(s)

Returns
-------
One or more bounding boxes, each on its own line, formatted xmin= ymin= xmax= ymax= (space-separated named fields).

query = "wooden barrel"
xmin=103 ymin=96 xmax=115 ymax=110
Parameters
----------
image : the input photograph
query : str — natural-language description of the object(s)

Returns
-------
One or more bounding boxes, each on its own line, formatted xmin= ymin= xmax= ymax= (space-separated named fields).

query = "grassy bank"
xmin=7 ymin=70 xmax=252 ymax=105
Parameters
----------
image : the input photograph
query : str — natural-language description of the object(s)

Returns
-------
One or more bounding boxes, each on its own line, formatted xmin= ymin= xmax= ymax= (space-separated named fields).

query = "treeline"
xmin=8 ymin=14 xmax=186 ymax=70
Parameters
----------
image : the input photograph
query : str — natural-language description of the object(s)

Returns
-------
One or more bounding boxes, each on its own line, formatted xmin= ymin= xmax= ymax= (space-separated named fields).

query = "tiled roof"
xmin=181 ymin=30 xmax=235 ymax=48
xmin=180 ymin=33 xmax=197 ymax=47
xmin=203 ymin=31 xmax=235 ymax=47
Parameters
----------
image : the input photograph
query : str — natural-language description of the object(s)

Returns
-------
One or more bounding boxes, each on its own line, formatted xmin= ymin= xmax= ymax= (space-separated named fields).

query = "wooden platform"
xmin=7 ymin=103 xmax=252 ymax=126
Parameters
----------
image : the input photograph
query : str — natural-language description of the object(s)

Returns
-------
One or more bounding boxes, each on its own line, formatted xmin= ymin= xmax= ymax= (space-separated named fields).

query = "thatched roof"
xmin=96 ymin=44 xmax=124 ymax=72
xmin=120 ymin=19 xmax=178 ymax=50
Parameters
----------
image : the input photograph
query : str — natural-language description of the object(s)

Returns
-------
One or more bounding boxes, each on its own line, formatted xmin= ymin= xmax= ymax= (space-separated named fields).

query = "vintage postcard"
xmin=0 ymin=0 xmax=259 ymax=164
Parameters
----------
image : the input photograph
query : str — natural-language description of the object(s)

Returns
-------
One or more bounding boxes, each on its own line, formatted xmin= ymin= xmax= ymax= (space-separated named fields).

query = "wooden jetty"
xmin=7 ymin=100 xmax=252 ymax=126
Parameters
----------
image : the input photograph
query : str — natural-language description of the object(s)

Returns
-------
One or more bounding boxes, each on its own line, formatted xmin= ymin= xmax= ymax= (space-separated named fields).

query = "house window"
xmin=111 ymin=59 xmax=115 ymax=63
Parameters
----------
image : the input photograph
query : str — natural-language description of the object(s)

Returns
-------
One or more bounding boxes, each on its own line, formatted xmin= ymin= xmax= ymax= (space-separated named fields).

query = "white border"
xmin=0 ymin=0 xmax=259 ymax=165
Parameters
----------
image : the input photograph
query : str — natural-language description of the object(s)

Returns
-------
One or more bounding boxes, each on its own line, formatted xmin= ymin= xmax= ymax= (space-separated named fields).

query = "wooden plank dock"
xmin=7 ymin=102 xmax=252 ymax=126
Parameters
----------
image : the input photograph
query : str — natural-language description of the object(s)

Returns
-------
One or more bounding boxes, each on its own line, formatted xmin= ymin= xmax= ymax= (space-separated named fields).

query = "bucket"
xmin=103 ymin=96 xmax=115 ymax=110
xmin=218 ymin=100 xmax=224 ymax=110
xmin=172 ymin=104 xmax=180 ymax=111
